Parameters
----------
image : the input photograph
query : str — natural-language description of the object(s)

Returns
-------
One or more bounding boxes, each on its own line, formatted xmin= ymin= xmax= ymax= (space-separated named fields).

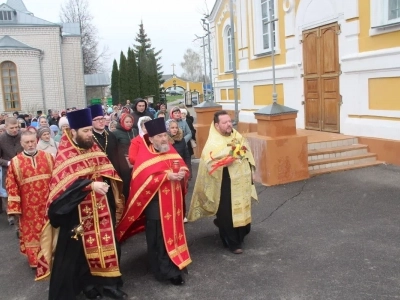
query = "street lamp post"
xmin=202 ymin=18 xmax=213 ymax=102
xmin=266 ymin=2 xmax=278 ymax=103
xmin=229 ymin=0 xmax=239 ymax=124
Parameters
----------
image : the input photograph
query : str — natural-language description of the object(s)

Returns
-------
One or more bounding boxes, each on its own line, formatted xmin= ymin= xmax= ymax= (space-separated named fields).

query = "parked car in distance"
xmin=169 ymin=90 xmax=183 ymax=96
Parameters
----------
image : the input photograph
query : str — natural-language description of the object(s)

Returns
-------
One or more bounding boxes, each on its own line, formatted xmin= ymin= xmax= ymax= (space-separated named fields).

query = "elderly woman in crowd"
xmin=109 ymin=120 xmax=117 ymax=132
xmin=180 ymin=108 xmax=196 ymax=157
xmin=128 ymin=116 xmax=151 ymax=166
xmin=53 ymin=116 xmax=69 ymax=142
xmin=49 ymin=125 xmax=59 ymax=137
xmin=36 ymin=127 xmax=58 ymax=157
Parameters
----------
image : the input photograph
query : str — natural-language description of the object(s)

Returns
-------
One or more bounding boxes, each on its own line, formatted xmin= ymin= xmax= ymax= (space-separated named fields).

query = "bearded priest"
xmin=35 ymin=108 xmax=127 ymax=300
xmin=116 ymin=117 xmax=191 ymax=286
xmin=187 ymin=110 xmax=258 ymax=254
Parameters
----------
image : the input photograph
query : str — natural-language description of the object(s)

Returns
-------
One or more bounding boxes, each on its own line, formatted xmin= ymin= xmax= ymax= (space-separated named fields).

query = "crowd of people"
xmin=0 ymin=97 xmax=258 ymax=300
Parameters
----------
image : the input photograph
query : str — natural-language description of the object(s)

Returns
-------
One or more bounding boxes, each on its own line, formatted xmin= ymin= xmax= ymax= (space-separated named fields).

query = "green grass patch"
xmin=167 ymin=95 xmax=183 ymax=103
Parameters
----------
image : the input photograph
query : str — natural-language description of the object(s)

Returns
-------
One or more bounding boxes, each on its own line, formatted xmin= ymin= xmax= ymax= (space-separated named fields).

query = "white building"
xmin=0 ymin=0 xmax=85 ymax=114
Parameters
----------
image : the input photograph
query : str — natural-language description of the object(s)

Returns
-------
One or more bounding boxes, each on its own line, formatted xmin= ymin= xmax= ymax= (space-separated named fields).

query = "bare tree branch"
xmin=60 ymin=0 xmax=108 ymax=74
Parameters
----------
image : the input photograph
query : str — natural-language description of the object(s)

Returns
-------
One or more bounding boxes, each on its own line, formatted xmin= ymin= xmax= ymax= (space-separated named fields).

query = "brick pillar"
xmin=193 ymin=104 xmax=222 ymax=158
xmin=246 ymin=104 xmax=309 ymax=186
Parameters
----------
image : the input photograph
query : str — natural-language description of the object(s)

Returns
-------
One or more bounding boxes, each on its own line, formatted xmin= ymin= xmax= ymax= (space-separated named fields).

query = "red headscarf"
xmin=119 ymin=113 xmax=134 ymax=131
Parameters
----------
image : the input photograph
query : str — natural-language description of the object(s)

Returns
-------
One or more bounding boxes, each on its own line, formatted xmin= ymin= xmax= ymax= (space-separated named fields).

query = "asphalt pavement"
xmin=1 ymin=163 xmax=399 ymax=300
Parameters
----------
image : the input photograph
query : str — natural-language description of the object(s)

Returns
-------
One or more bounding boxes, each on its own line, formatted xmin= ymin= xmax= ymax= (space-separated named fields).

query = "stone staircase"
xmin=308 ymin=137 xmax=383 ymax=177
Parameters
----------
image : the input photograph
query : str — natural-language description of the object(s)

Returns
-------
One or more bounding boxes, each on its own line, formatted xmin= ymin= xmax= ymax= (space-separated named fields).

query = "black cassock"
xmin=216 ymin=167 xmax=251 ymax=252
xmin=92 ymin=130 xmax=131 ymax=199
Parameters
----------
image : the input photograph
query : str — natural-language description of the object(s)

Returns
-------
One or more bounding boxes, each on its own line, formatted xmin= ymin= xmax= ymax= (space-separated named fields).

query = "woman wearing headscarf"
xmin=112 ymin=113 xmax=135 ymax=198
xmin=112 ymin=113 xmax=135 ymax=155
xmin=53 ymin=117 xmax=69 ymax=142
xmin=128 ymin=116 xmax=151 ymax=166
xmin=36 ymin=127 xmax=58 ymax=157
xmin=169 ymin=106 xmax=192 ymax=178
xmin=180 ymin=108 xmax=196 ymax=158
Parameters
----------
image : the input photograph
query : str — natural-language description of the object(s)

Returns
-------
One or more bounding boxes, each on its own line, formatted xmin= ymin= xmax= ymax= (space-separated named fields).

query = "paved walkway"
xmin=0 ymin=163 xmax=399 ymax=299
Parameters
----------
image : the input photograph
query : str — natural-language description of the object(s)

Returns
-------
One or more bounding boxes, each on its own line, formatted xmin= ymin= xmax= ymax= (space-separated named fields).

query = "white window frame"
xmin=224 ymin=25 xmax=233 ymax=72
xmin=253 ymin=0 xmax=280 ymax=56
xmin=0 ymin=10 xmax=13 ymax=21
xmin=370 ymin=0 xmax=400 ymax=36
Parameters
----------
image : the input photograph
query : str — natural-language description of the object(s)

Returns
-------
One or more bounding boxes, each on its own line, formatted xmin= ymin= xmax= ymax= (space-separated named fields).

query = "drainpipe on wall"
xmin=38 ymin=50 xmax=46 ymax=113
xmin=59 ymin=26 xmax=68 ymax=110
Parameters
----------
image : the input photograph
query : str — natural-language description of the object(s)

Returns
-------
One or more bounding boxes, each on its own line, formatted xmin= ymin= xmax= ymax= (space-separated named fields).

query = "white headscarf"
xmin=138 ymin=116 xmax=152 ymax=137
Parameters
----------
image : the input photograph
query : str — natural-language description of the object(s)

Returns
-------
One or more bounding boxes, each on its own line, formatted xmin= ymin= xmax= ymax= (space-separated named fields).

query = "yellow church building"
xmin=208 ymin=0 xmax=400 ymax=166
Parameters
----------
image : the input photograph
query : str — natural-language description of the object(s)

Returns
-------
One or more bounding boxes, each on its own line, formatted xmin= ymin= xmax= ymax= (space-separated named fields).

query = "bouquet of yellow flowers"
xmin=209 ymin=136 xmax=248 ymax=175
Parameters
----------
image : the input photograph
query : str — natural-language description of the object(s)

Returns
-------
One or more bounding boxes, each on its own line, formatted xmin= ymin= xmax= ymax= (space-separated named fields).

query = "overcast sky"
xmin=23 ymin=0 xmax=216 ymax=76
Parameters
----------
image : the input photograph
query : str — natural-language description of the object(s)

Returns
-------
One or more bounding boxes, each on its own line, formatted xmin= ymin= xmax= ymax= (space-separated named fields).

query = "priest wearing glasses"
xmin=89 ymin=104 xmax=128 ymax=198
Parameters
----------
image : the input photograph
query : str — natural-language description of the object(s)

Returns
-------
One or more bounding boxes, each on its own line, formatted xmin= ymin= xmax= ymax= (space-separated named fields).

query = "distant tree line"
xmin=111 ymin=22 xmax=163 ymax=105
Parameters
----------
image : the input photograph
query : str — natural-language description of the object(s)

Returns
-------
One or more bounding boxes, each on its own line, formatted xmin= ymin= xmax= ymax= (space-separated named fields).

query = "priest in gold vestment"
xmin=188 ymin=110 xmax=258 ymax=254
xmin=6 ymin=130 xmax=54 ymax=268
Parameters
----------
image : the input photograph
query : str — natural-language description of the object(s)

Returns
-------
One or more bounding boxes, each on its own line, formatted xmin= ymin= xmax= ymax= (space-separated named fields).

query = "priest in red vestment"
xmin=6 ymin=130 xmax=54 ymax=268
xmin=35 ymin=108 xmax=127 ymax=300
xmin=116 ymin=117 xmax=191 ymax=285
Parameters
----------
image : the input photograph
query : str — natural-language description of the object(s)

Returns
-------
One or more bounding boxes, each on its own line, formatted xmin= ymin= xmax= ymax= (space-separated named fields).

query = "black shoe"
xmin=103 ymin=287 xmax=127 ymax=299
xmin=8 ymin=219 xmax=14 ymax=226
xmin=83 ymin=287 xmax=102 ymax=299
xmin=169 ymin=275 xmax=184 ymax=286
xmin=213 ymin=218 xmax=219 ymax=228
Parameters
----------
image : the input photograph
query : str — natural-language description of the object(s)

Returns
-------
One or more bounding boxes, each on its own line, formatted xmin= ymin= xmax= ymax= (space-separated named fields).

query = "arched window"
xmin=1 ymin=61 xmax=20 ymax=110
xmin=224 ymin=26 xmax=233 ymax=71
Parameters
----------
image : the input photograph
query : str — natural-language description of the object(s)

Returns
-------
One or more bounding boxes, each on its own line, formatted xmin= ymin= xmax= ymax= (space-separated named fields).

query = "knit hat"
xmin=37 ymin=126 xmax=51 ymax=138
xmin=58 ymin=116 xmax=69 ymax=128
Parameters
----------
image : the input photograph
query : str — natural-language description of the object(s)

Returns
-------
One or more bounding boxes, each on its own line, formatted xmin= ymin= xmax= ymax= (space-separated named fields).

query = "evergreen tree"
xmin=134 ymin=21 xmax=164 ymax=84
xmin=127 ymin=47 xmax=140 ymax=100
xmin=147 ymin=51 xmax=160 ymax=104
xmin=111 ymin=59 xmax=119 ymax=105
xmin=137 ymin=45 xmax=150 ymax=98
xmin=119 ymin=51 xmax=129 ymax=103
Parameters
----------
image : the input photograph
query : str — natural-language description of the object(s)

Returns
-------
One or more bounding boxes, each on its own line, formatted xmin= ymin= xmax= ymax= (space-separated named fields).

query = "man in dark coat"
xmin=0 ymin=117 xmax=23 ymax=226
xmin=131 ymin=98 xmax=153 ymax=136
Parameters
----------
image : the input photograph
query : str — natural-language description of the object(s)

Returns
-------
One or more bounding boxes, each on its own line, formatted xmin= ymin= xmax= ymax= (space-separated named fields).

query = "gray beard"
xmin=154 ymin=143 xmax=170 ymax=153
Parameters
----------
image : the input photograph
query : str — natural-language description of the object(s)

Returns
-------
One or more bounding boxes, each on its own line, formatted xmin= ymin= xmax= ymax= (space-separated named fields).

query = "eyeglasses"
xmin=93 ymin=117 xmax=106 ymax=122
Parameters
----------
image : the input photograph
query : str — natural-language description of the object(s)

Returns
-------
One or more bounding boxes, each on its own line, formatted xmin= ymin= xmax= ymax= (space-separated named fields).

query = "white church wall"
xmin=0 ymin=26 xmax=66 ymax=112
xmin=61 ymin=36 xmax=86 ymax=109
xmin=0 ymin=51 xmax=43 ymax=113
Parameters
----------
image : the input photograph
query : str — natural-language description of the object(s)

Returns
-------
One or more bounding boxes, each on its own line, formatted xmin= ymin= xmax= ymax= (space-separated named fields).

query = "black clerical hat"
xmin=144 ymin=117 xmax=167 ymax=137
xmin=67 ymin=108 xmax=92 ymax=130
xmin=89 ymin=104 xmax=104 ymax=120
